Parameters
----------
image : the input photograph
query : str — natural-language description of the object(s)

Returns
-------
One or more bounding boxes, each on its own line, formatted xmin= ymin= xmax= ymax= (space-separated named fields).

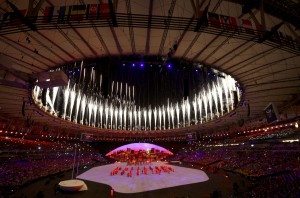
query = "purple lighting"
xmin=140 ymin=63 xmax=144 ymax=67
xmin=132 ymin=63 xmax=135 ymax=67
xmin=77 ymin=161 xmax=209 ymax=193
xmin=106 ymin=143 xmax=173 ymax=156
xmin=122 ymin=63 xmax=125 ymax=66
xmin=168 ymin=64 xmax=171 ymax=68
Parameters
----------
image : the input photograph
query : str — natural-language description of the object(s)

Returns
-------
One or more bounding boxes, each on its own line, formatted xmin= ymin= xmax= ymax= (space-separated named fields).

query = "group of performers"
xmin=110 ymin=165 xmax=175 ymax=177
xmin=126 ymin=161 xmax=152 ymax=166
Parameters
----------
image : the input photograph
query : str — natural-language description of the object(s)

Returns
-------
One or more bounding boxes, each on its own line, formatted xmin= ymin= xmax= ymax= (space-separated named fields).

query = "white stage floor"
xmin=77 ymin=162 xmax=209 ymax=193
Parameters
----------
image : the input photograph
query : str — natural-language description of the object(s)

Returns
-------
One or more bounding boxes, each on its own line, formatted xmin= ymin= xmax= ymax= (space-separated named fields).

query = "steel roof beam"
xmin=145 ymin=0 xmax=153 ymax=54
xmin=75 ymin=1 xmax=110 ymax=57
xmin=0 ymin=37 xmax=50 ymax=70
xmin=158 ymin=0 xmax=177 ymax=55
xmin=125 ymin=0 xmax=136 ymax=54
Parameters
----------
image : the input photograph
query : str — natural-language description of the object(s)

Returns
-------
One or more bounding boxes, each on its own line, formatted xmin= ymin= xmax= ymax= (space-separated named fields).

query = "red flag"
xmin=242 ymin=19 xmax=254 ymax=34
xmin=208 ymin=12 xmax=220 ymax=28
xmin=88 ymin=4 xmax=99 ymax=20
xmin=99 ymin=3 xmax=110 ymax=19
xmin=198 ymin=10 xmax=204 ymax=18
xmin=229 ymin=16 xmax=239 ymax=32
xmin=43 ymin=6 xmax=54 ymax=23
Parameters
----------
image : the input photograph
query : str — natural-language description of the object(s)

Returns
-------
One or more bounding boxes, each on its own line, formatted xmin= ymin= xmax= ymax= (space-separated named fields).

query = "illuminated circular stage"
xmin=106 ymin=143 xmax=173 ymax=163
xmin=76 ymin=162 xmax=209 ymax=193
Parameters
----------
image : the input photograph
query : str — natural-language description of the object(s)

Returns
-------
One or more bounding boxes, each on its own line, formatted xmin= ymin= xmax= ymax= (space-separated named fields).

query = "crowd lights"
xmin=282 ymin=139 xmax=299 ymax=143
xmin=200 ymin=120 xmax=299 ymax=140
xmin=0 ymin=132 xmax=82 ymax=141
xmin=0 ymin=120 xmax=297 ymax=143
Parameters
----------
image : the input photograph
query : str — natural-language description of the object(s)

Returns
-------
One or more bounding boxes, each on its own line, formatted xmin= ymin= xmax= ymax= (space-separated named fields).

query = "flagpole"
xmin=71 ymin=144 xmax=77 ymax=179
xmin=76 ymin=147 xmax=81 ymax=177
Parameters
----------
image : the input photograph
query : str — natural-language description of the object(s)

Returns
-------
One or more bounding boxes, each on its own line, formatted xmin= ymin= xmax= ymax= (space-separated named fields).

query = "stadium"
xmin=0 ymin=0 xmax=299 ymax=197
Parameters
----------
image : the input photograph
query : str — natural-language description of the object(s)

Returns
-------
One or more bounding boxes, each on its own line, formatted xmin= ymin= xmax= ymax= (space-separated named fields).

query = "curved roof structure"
xmin=0 ymin=0 xmax=299 ymax=138
xmin=106 ymin=143 xmax=173 ymax=156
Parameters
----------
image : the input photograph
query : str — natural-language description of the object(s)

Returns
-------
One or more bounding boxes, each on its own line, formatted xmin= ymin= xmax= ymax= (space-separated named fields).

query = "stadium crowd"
xmin=0 ymin=136 xmax=107 ymax=187
xmin=168 ymin=139 xmax=300 ymax=197
xmin=0 ymin=127 xmax=299 ymax=197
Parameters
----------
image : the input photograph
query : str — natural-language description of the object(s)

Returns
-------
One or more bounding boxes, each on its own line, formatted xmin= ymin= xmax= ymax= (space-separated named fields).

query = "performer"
xmin=110 ymin=188 xmax=114 ymax=197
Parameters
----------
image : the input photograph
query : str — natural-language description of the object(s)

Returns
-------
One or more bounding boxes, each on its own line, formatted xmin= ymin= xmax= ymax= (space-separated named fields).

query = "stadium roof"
xmin=0 ymin=0 xmax=299 ymax=138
